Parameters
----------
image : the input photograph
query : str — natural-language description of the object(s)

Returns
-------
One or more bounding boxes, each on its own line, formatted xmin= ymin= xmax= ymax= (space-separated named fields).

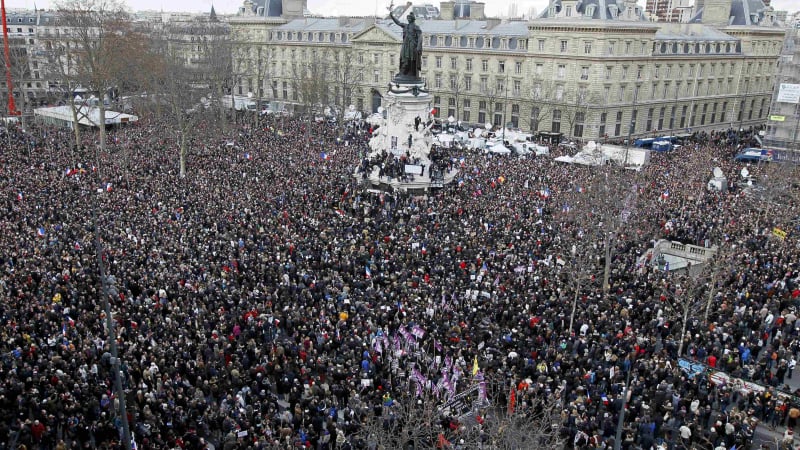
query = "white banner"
xmin=404 ymin=164 xmax=423 ymax=175
xmin=777 ymin=83 xmax=800 ymax=104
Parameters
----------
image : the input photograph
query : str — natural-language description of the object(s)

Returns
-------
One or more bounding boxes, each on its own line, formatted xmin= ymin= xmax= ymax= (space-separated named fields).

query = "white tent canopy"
xmin=34 ymin=105 xmax=138 ymax=129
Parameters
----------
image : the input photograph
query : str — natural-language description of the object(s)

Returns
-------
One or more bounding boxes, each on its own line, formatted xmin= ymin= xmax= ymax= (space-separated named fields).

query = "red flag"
xmin=508 ymin=385 xmax=516 ymax=415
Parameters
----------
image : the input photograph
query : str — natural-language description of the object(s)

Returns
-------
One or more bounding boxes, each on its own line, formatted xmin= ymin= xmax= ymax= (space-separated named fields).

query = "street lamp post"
xmin=737 ymin=80 xmax=752 ymax=144
xmin=614 ymin=361 xmax=633 ymax=450
xmin=623 ymin=83 xmax=641 ymax=166
xmin=90 ymin=141 xmax=132 ymax=450
xmin=502 ymin=74 xmax=509 ymax=143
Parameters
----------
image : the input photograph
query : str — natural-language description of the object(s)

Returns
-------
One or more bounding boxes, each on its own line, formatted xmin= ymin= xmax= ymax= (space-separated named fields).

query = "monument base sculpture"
xmin=356 ymin=79 xmax=458 ymax=193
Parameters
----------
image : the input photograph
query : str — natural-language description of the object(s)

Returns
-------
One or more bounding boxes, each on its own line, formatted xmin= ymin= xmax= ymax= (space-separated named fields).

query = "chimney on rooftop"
xmin=440 ymin=1 xmax=455 ymax=19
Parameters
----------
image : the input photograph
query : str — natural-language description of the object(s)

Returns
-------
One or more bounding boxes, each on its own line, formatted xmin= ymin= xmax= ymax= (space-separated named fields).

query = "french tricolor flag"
xmin=321 ymin=152 xmax=329 ymax=160
xmin=365 ymin=265 xmax=372 ymax=279
xmin=105 ymin=183 xmax=113 ymax=192
xmin=37 ymin=227 xmax=46 ymax=237
xmin=244 ymin=152 xmax=252 ymax=160
xmin=17 ymin=192 xmax=23 ymax=201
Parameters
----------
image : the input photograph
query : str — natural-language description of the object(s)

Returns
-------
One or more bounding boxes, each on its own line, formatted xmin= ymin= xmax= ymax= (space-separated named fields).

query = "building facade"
xmin=764 ymin=26 xmax=799 ymax=151
xmin=161 ymin=15 xmax=231 ymax=91
xmin=229 ymin=0 xmax=784 ymax=140
xmin=1 ymin=8 xmax=223 ymax=113
xmin=0 ymin=0 xmax=785 ymax=140
xmin=1 ymin=10 xmax=44 ymax=113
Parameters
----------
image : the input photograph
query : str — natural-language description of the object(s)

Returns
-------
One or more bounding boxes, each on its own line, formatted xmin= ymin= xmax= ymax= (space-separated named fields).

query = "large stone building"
xmin=1 ymin=8 xmax=222 ymax=113
xmin=229 ymin=0 xmax=785 ymax=140
xmin=764 ymin=26 xmax=799 ymax=151
xmin=4 ymin=0 xmax=781 ymax=141
xmin=159 ymin=9 xmax=231 ymax=91
xmin=1 ymin=10 xmax=44 ymax=113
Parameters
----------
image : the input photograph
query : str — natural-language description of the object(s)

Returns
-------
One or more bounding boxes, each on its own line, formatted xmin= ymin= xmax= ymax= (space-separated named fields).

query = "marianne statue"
xmin=389 ymin=3 xmax=423 ymax=81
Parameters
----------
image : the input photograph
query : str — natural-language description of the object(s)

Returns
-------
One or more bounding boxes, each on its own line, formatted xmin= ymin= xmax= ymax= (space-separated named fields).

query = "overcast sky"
xmin=4 ymin=0 xmax=797 ymax=18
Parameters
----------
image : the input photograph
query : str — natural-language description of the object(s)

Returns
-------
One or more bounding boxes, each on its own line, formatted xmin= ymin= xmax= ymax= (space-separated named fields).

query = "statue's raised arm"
xmin=389 ymin=7 xmax=404 ymax=27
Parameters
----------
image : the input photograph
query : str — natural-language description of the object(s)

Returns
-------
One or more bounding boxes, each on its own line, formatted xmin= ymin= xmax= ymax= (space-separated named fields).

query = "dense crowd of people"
xmin=0 ymin=114 xmax=798 ymax=450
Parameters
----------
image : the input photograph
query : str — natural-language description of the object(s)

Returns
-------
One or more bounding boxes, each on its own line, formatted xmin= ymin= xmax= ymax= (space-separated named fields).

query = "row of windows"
xmin=424 ymin=94 xmax=767 ymax=137
xmin=261 ymin=32 xmax=770 ymax=59
xmin=422 ymin=56 xmax=524 ymax=74
xmin=425 ymin=35 xmax=526 ymax=51
xmin=416 ymin=56 xmax=770 ymax=86
xmin=652 ymin=41 xmax=741 ymax=56
xmin=271 ymin=31 xmax=349 ymax=44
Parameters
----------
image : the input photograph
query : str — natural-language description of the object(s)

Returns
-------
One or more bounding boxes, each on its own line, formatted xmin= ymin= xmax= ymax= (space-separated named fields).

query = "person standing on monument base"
xmin=389 ymin=3 xmax=422 ymax=80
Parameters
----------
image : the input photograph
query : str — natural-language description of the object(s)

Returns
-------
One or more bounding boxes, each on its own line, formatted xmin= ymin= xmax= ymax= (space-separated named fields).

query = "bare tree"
xmin=555 ymin=166 xmax=645 ymax=295
xmin=204 ymin=34 xmax=236 ymax=127
xmin=145 ymin=34 xmax=207 ymax=178
xmin=53 ymin=0 xmax=141 ymax=156
xmin=741 ymin=162 xmax=800 ymax=232
xmin=561 ymin=90 xmax=595 ymax=143
xmin=659 ymin=268 xmax=717 ymax=357
xmin=356 ymin=377 xmax=563 ymax=449
xmin=330 ymin=48 xmax=360 ymax=121
xmin=529 ymin=81 xmax=556 ymax=133
xmin=433 ymin=72 xmax=469 ymax=123
xmin=481 ymin=86 xmax=502 ymax=129
xmin=291 ymin=56 xmax=332 ymax=117
xmin=1 ymin=45 xmax=33 ymax=117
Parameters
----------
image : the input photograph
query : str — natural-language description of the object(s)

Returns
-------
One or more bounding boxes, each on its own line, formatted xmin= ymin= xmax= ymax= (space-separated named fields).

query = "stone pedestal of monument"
xmin=359 ymin=76 xmax=457 ymax=193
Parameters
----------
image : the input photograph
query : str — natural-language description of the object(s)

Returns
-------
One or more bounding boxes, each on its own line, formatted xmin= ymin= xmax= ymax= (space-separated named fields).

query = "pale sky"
xmin=4 ymin=0 xmax=797 ymax=17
